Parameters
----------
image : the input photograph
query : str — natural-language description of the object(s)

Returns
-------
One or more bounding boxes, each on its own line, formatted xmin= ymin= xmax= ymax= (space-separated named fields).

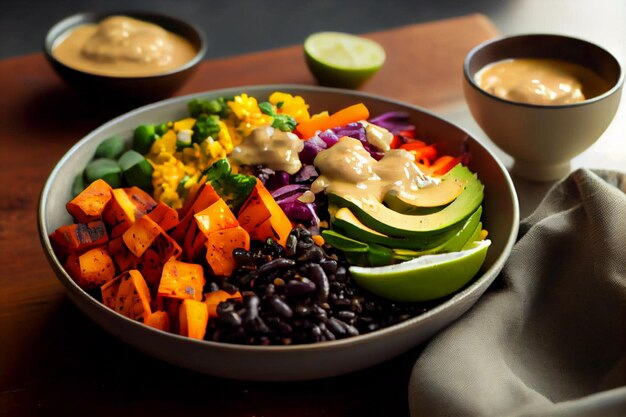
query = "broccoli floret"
xmin=202 ymin=159 xmax=256 ymax=213
xmin=188 ymin=97 xmax=230 ymax=119
xmin=192 ymin=114 xmax=221 ymax=143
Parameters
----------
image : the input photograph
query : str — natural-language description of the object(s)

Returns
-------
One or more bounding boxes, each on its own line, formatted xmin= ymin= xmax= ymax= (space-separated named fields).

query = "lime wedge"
xmin=350 ymin=240 xmax=491 ymax=302
xmin=304 ymin=32 xmax=385 ymax=88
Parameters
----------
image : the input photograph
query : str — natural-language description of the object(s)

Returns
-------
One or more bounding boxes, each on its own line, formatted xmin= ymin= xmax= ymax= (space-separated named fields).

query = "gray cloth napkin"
xmin=409 ymin=168 xmax=626 ymax=417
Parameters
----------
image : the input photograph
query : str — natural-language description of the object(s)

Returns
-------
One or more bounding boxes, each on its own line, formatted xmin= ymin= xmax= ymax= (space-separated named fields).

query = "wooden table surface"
xmin=0 ymin=14 xmax=498 ymax=416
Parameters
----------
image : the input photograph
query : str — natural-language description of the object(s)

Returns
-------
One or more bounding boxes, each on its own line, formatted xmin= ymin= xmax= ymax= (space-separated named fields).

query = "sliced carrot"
xmin=296 ymin=103 xmax=370 ymax=139
xmin=237 ymin=179 xmax=292 ymax=247
xmin=194 ymin=199 xmax=239 ymax=237
xmin=204 ymin=290 xmax=242 ymax=318
xmin=312 ymin=234 xmax=325 ymax=246
xmin=205 ymin=226 xmax=250 ymax=276
xmin=157 ymin=257 xmax=205 ymax=301
xmin=66 ymin=179 xmax=113 ymax=223
xmin=179 ymin=299 xmax=209 ymax=340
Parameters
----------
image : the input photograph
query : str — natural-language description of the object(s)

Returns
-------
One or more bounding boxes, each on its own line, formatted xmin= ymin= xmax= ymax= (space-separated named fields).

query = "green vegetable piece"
xmin=188 ymin=97 xmax=230 ymax=118
xmin=258 ymin=101 xmax=296 ymax=132
xmin=192 ymin=114 xmax=221 ymax=143
xmin=155 ymin=123 xmax=169 ymax=136
xmin=71 ymin=174 xmax=85 ymax=197
xmin=133 ymin=124 xmax=156 ymax=154
xmin=84 ymin=158 xmax=122 ymax=188
xmin=321 ymin=230 xmax=393 ymax=267
xmin=94 ymin=135 xmax=125 ymax=159
xmin=118 ymin=150 xmax=154 ymax=190
xmin=202 ymin=159 xmax=256 ymax=213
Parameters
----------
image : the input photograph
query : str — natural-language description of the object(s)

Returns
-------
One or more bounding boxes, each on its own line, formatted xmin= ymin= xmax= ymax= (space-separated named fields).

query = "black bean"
xmin=320 ymin=258 xmax=338 ymax=274
xmin=298 ymin=245 xmax=324 ymax=263
xmin=233 ymin=248 xmax=256 ymax=266
xmin=326 ymin=317 xmax=348 ymax=337
xmin=267 ymin=295 xmax=293 ymax=318
xmin=335 ymin=266 xmax=348 ymax=282
xmin=337 ymin=311 xmax=356 ymax=321
xmin=258 ymin=258 xmax=296 ymax=274
xmin=307 ymin=264 xmax=329 ymax=303
xmin=312 ymin=303 xmax=327 ymax=321
xmin=222 ymin=282 xmax=239 ymax=294
xmin=294 ymin=305 xmax=311 ymax=317
xmin=285 ymin=278 xmax=316 ymax=296
xmin=241 ymin=293 xmax=260 ymax=322
xmin=207 ymin=282 xmax=220 ymax=293
xmin=285 ymin=234 xmax=298 ymax=256
xmin=217 ymin=311 xmax=242 ymax=327
xmin=318 ymin=322 xmax=335 ymax=341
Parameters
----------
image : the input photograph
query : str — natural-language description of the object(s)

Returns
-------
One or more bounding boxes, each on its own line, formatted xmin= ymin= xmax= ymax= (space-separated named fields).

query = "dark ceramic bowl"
xmin=44 ymin=11 xmax=207 ymax=105
xmin=464 ymin=34 xmax=624 ymax=181
xmin=38 ymin=85 xmax=519 ymax=381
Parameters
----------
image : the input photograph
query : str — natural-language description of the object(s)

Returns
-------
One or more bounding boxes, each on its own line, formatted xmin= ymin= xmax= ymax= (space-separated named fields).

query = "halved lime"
xmin=304 ymin=32 xmax=385 ymax=88
xmin=350 ymin=240 xmax=491 ymax=302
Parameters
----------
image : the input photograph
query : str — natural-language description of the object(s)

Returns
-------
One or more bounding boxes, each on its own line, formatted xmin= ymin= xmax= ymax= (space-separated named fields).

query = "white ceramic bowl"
xmin=464 ymin=34 xmax=624 ymax=182
xmin=38 ymin=85 xmax=519 ymax=381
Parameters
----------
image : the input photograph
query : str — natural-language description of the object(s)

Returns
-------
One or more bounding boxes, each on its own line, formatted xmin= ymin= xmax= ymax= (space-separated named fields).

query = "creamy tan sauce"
xmin=312 ymin=137 xmax=452 ymax=210
xmin=230 ymin=126 xmax=305 ymax=175
xmin=475 ymin=58 xmax=610 ymax=105
xmin=52 ymin=16 xmax=197 ymax=77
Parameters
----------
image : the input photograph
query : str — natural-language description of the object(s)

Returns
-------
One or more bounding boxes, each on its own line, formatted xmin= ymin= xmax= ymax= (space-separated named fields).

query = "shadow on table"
xmin=3 ymin=296 xmax=421 ymax=417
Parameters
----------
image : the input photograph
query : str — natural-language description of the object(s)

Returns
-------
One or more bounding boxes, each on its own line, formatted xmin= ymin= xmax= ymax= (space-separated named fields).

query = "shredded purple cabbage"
xmin=295 ymin=164 xmax=318 ymax=183
xmin=369 ymin=111 xmax=415 ymax=134
xmin=265 ymin=171 xmax=291 ymax=191
xmin=299 ymin=135 xmax=327 ymax=165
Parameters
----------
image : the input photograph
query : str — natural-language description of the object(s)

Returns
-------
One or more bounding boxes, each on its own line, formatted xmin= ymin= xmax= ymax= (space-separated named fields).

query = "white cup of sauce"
xmin=463 ymin=34 xmax=624 ymax=182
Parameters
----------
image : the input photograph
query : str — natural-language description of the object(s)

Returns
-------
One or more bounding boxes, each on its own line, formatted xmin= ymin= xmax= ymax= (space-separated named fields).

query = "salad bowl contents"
xmin=39 ymin=85 xmax=518 ymax=380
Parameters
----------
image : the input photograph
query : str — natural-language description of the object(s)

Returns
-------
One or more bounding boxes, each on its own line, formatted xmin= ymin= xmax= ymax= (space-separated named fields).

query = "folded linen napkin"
xmin=409 ymin=169 xmax=626 ymax=417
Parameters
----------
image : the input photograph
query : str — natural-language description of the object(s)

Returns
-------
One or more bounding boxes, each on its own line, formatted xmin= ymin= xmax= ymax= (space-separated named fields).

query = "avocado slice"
xmin=383 ymin=173 xmax=465 ymax=209
xmin=332 ymin=206 xmax=460 ymax=250
xmin=321 ymin=230 xmax=394 ymax=266
xmin=327 ymin=164 xmax=483 ymax=238
xmin=323 ymin=207 xmax=484 ymax=267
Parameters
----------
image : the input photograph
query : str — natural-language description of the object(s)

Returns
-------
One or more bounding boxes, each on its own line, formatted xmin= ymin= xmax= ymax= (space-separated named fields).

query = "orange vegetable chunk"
xmin=122 ymin=215 xmax=162 ymax=258
xmin=113 ymin=270 xmax=152 ymax=322
xmin=205 ymin=226 xmax=250 ymax=276
xmin=296 ymin=103 xmax=369 ymax=139
xmin=158 ymin=257 xmax=205 ymax=301
xmin=50 ymin=220 xmax=108 ymax=255
xmin=124 ymin=186 xmax=157 ymax=213
xmin=179 ymin=299 xmax=209 ymax=340
xmin=146 ymin=202 xmax=179 ymax=231
xmin=194 ymin=199 xmax=239 ymax=237
xmin=101 ymin=275 xmax=121 ymax=309
xmin=66 ymin=179 xmax=113 ymax=223
xmin=204 ymin=290 xmax=242 ymax=318
xmin=237 ymin=179 xmax=292 ymax=247
xmin=103 ymin=188 xmax=139 ymax=238
xmin=68 ymin=247 xmax=116 ymax=289
xmin=145 ymin=311 xmax=170 ymax=332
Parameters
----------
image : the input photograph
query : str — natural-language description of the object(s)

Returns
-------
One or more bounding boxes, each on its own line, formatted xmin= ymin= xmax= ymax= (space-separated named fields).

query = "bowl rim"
xmin=38 ymin=83 xmax=520 ymax=354
xmin=43 ymin=10 xmax=207 ymax=80
xmin=463 ymin=33 xmax=625 ymax=109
